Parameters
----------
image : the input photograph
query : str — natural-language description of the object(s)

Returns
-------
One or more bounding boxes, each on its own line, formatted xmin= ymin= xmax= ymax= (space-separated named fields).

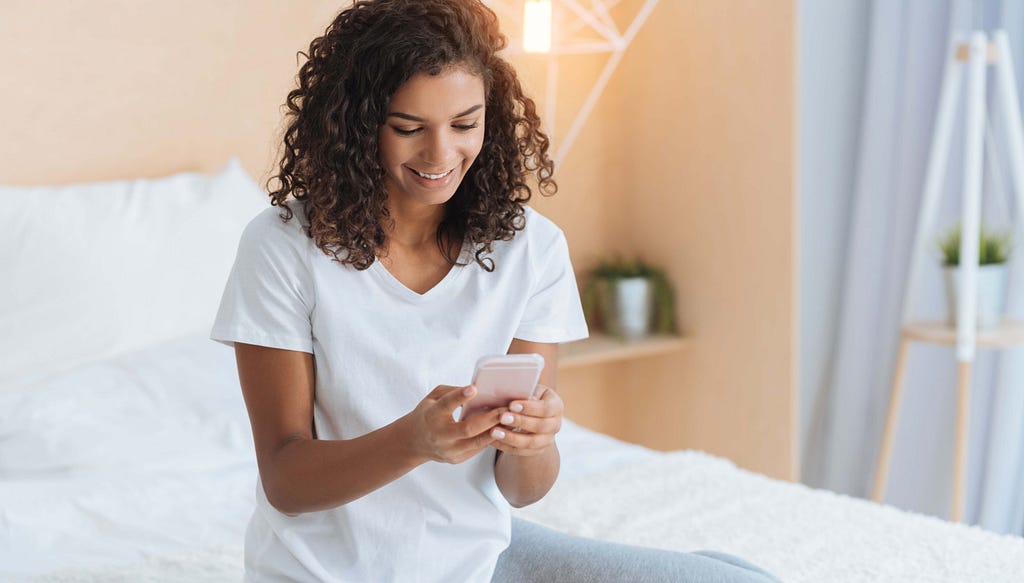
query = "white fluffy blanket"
xmin=514 ymin=451 xmax=1024 ymax=583
xmin=23 ymin=452 xmax=1024 ymax=582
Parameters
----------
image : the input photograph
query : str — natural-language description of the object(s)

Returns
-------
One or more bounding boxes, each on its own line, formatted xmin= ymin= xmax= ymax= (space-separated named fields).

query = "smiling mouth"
xmin=408 ymin=167 xmax=456 ymax=180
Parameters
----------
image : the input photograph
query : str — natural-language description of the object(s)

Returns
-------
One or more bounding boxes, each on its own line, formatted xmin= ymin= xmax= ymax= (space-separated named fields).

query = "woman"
xmin=212 ymin=1 xmax=782 ymax=581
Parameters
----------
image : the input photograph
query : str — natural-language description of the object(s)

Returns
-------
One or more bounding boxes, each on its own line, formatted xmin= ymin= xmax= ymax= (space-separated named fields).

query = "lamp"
xmin=487 ymin=0 xmax=659 ymax=163
xmin=523 ymin=0 xmax=552 ymax=53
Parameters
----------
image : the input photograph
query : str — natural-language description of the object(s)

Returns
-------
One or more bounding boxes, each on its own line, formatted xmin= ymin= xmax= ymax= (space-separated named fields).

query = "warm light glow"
xmin=523 ymin=0 xmax=552 ymax=53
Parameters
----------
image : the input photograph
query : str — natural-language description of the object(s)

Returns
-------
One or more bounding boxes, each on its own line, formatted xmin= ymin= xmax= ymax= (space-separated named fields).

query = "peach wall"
xmin=0 ymin=0 xmax=797 ymax=480
xmin=0 ymin=1 xmax=341 ymax=185
xmin=614 ymin=0 xmax=798 ymax=480
xmin=525 ymin=0 xmax=798 ymax=480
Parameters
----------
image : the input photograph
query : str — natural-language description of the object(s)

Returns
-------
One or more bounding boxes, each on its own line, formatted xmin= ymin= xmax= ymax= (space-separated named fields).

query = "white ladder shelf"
xmin=871 ymin=30 xmax=1024 ymax=523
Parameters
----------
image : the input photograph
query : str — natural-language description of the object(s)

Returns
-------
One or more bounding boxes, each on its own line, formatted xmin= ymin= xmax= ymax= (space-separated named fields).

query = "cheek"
xmin=378 ymin=135 xmax=403 ymax=170
xmin=464 ymin=134 xmax=485 ymax=162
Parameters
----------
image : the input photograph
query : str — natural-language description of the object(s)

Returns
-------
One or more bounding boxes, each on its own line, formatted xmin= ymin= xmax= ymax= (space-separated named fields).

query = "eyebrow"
xmin=387 ymin=104 xmax=483 ymax=122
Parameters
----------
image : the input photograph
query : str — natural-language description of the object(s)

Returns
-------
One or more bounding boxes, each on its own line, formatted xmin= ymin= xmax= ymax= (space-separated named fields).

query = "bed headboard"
xmin=0 ymin=1 xmax=344 ymax=186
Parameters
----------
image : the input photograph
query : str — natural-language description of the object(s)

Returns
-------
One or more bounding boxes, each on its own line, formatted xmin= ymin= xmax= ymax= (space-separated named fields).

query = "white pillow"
xmin=0 ymin=334 xmax=253 ymax=476
xmin=0 ymin=158 xmax=268 ymax=386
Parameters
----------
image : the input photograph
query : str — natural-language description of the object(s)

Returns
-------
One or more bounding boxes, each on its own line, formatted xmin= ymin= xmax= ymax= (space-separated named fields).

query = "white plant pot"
xmin=943 ymin=264 xmax=1009 ymax=330
xmin=613 ymin=277 xmax=652 ymax=339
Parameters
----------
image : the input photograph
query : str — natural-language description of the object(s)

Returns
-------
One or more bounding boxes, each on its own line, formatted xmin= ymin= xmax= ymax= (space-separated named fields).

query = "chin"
xmin=416 ymin=191 xmax=458 ymax=207
xmin=415 ymin=177 xmax=466 ymax=206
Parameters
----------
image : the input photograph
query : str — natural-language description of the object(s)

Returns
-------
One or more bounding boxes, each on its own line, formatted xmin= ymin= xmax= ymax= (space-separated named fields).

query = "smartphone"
xmin=458 ymin=353 xmax=545 ymax=421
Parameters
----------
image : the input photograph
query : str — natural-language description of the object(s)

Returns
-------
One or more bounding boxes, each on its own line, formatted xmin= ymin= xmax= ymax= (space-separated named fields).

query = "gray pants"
xmin=492 ymin=518 xmax=783 ymax=583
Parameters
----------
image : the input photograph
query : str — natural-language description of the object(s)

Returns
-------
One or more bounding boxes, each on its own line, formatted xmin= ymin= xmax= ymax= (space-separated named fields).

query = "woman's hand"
xmin=489 ymin=384 xmax=563 ymax=457
xmin=402 ymin=384 xmax=504 ymax=464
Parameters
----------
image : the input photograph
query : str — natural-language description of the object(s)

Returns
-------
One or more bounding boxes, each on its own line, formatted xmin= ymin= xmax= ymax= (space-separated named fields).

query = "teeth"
xmin=412 ymin=167 xmax=454 ymax=180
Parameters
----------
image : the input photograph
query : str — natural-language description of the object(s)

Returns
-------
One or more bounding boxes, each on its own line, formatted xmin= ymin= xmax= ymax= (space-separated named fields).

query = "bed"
xmin=2 ymin=162 xmax=1023 ymax=583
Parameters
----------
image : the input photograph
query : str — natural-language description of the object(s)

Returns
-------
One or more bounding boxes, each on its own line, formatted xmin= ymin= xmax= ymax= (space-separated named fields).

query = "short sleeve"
xmin=209 ymin=208 xmax=315 ymax=353
xmin=513 ymin=230 xmax=589 ymax=343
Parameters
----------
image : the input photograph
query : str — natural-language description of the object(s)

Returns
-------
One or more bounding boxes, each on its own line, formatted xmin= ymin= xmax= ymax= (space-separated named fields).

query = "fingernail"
xmin=501 ymin=413 xmax=514 ymax=424
xmin=510 ymin=403 xmax=523 ymax=412
xmin=492 ymin=428 xmax=506 ymax=439
xmin=463 ymin=386 xmax=475 ymax=396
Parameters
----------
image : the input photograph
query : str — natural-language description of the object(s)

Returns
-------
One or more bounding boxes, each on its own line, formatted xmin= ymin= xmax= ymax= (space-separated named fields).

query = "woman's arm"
xmin=235 ymin=342 xmax=502 ymax=515
xmin=492 ymin=339 xmax=562 ymax=508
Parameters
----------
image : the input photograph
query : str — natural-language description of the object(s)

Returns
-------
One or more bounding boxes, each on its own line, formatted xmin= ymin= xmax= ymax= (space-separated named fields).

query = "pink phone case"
xmin=460 ymin=354 xmax=545 ymax=420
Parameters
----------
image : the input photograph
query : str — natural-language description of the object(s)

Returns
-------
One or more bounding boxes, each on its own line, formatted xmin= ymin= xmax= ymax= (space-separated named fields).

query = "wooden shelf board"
xmin=902 ymin=319 xmax=1024 ymax=347
xmin=558 ymin=333 xmax=687 ymax=369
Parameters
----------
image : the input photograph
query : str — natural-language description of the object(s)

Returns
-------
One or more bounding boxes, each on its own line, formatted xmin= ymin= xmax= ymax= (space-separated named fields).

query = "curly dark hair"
xmin=268 ymin=0 xmax=556 ymax=272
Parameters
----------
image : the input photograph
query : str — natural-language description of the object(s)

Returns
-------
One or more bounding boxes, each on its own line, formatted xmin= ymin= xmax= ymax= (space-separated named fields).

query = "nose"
xmin=422 ymin=128 xmax=455 ymax=168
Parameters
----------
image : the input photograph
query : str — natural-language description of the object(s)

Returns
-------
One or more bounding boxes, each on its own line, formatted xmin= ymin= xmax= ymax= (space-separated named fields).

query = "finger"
xmin=454 ymin=427 xmax=498 ymax=457
xmin=489 ymin=426 xmax=553 ymax=450
xmin=508 ymin=395 xmax=561 ymax=419
xmin=457 ymin=405 xmax=491 ymax=424
xmin=532 ymin=383 xmax=554 ymax=400
xmin=437 ymin=384 xmax=478 ymax=414
xmin=449 ymin=435 xmax=498 ymax=464
xmin=459 ymin=407 xmax=505 ymax=437
xmin=537 ymin=385 xmax=560 ymax=402
xmin=497 ymin=412 xmax=560 ymax=435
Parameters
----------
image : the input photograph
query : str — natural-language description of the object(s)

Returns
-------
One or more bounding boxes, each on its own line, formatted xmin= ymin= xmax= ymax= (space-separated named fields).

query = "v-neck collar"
xmin=369 ymin=239 xmax=472 ymax=302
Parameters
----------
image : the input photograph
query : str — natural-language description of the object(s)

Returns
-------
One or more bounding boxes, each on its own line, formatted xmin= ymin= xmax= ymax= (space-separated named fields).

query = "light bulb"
xmin=523 ymin=0 xmax=552 ymax=53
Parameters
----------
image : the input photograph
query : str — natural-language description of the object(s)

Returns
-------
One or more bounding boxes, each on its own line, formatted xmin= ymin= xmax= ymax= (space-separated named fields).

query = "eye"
xmin=390 ymin=126 xmax=422 ymax=136
xmin=453 ymin=123 xmax=479 ymax=131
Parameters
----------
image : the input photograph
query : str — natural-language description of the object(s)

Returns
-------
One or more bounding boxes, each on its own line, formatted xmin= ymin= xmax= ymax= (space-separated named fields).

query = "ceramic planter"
xmin=600 ymin=277 xmax=652 ymax=339
xmin=943 ymin=264 xmax=1008 ymax=329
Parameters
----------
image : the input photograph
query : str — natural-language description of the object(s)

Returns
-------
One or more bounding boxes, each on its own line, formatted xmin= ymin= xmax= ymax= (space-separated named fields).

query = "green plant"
xmin=937 ymin=222 xmax=1013 ymax=266
xmin=580 ymin=256 xmax=677 ymax=335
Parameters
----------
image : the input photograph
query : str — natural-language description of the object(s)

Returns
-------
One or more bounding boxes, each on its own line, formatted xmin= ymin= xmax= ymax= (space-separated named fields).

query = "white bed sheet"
xmin=4 ymin=334 xmax=1023 ymax=582
xmin=0 ymin=334 xmax=653 ymax=579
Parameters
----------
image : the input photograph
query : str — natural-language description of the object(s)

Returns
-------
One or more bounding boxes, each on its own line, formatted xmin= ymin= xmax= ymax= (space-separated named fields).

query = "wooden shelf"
xmin=558 ymin=333 xmax=687 ymax=370
xmin=902 ymin=319 xmax=1024 ymax=347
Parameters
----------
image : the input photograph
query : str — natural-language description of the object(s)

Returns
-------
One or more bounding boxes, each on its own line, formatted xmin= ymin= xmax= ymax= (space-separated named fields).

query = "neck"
xmin=382 ymin=196 xmax=447 ymax=250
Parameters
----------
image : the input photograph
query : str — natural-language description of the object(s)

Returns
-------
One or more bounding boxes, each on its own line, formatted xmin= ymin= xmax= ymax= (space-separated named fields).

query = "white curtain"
xmin=804 ymin=0 xmax=1024 ymax=534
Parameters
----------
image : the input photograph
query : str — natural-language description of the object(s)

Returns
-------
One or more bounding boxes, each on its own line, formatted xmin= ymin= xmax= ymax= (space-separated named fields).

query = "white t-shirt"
xmin=210 ymin=199 xmax=588 ymax=583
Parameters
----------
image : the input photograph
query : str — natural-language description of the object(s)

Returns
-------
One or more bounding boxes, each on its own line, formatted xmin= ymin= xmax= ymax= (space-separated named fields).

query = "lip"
xmin=405 ymin=164 xmax=460 ymax=190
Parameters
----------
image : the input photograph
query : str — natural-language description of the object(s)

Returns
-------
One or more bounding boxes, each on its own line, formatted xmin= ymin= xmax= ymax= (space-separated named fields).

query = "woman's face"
xmin=378 ymin=67 xmax=486 ymax=209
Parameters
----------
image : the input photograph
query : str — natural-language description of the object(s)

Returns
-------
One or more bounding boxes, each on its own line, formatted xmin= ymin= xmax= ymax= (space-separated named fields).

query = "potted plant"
xmin=937 ymin=222 xmax=1013 ymax=329
xmin=580 ymin=256 xmax=676 ymax=339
